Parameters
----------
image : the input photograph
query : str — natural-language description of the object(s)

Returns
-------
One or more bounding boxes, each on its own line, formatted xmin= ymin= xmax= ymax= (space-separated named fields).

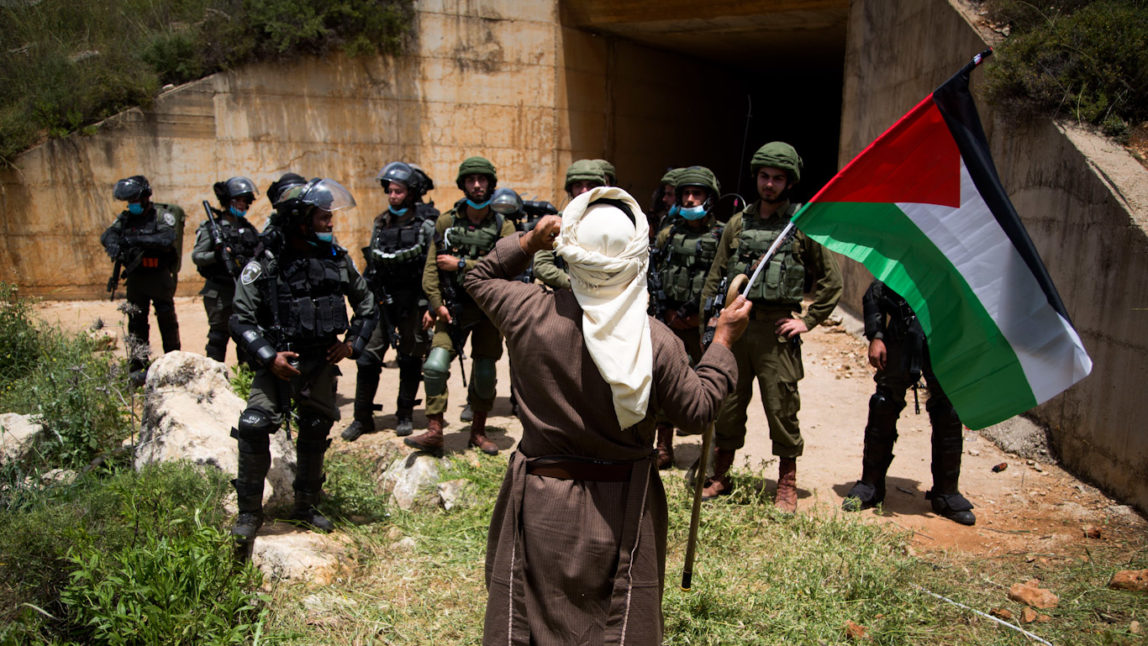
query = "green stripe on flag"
xmin=795 ymin=201 xmax=1036 ymax=428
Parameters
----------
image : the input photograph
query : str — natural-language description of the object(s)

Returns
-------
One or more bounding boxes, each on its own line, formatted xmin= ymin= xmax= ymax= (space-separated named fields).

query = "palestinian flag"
xmin=793 ymin=52 xmax=1092 ymax=429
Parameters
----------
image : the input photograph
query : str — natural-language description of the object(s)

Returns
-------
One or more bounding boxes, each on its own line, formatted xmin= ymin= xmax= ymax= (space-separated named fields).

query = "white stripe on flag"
xmin=897 ymin=161 xmax=1092 ymax=404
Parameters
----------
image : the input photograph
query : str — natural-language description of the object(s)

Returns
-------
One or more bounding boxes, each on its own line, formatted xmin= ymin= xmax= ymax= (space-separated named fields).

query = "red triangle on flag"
xmin=813 ymin=95 xmax=961 ymax=208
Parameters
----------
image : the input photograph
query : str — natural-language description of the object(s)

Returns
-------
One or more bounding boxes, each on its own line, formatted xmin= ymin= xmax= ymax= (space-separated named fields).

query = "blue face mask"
xmin=315 ymin=232 xmax=334 ymax=243
xmin=389 ymin=206 xmax=409 ymax=216
xmin=127 ymin=203 xmax=144 ymax=215
xmin=229 ymin=206 xmax=247 ymax=218
xmin=667 ymin=204 xmax=680 ymax=218
xmin=679 ymin=205 xmax=707 ymax=221
xmin=466 ymin=198 xmax=492 ymax=210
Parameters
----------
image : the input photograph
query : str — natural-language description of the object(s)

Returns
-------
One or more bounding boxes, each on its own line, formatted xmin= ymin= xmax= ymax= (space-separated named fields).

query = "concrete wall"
xmin=842 ymin=0 xmax=1148 ymax=513
xmin=0 ymin=0 xmax=741 ymax=299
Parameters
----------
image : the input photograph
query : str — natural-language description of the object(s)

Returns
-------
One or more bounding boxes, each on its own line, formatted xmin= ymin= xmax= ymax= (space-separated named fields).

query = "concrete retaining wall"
xmin=0 ymin=0 xmax=739 ymax=299
xmin=842 ymin=0 xmax=1148 ymax=513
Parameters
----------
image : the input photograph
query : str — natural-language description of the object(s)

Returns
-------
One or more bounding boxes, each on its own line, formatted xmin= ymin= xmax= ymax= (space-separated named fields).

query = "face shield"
xmin=299 ymin=178 xmax=356 ymax=214
xmin=225 ymin=176 xmax=259 ymax=200
xmin=113 ymin=176 xmax=150 ymax=202
xmin=489 ymin=187 xmax=523 ymax=216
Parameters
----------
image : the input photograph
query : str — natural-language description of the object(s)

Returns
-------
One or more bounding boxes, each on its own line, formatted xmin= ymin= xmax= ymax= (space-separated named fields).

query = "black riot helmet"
xmin=267 ymin=172 xmax=307 ymax=206
xmin=408 ymin=163 xmax=435 ymax=197
xmin=213 ymin=176 xmax=259 ymax=207
xmin=377 ymin=161 xmax=434 ymax=201
xmin=489 ymin=187 xmax=524 ymax=217
xmin=113 ymin=175 xmax=152 ymax=202
xmin=276 ymin=178 xmax=357 ymax=235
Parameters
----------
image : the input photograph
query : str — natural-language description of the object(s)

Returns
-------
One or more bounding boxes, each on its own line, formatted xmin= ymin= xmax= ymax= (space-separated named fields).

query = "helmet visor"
xmin=301 ymin=178 xmax=356 ymax=213
xmin=113 ymin=177 xmax=149 ymax=201
xmin=490 ymin=187 xmax=523 ymax=215
xmin=225 ymin=176 xmax=259 ymax=199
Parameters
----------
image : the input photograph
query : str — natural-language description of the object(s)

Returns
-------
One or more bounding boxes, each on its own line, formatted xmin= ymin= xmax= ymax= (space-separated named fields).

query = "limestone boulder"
xmin=378 ymin=453 xmax=445 ymax=510
xmin=252 ymin=526 xmax=352 ymax=586
xmin=0 ymin=413 xmax=43 ymax=464
xmin=134 ymin=351 xmax=295 ymax=508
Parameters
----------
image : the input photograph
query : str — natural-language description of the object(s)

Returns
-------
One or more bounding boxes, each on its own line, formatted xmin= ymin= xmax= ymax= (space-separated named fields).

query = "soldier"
xmin=593 ymin=158 xmax=617 ymax=186
xmin=647 ymin=167 xmax=680 ymax=239
xmin=342 ymin=162 xmax=438 ymax=442
xmin=227 ymin=178 xmax=377 ymax=559
xmin=404 ymin=156 xmax=516 ymax=455
xmin=843 ymin=280 xmax=976 ymax=525
xmin=698 ymin=142 xmax=843 ymax=512
xmin=100 ymin=175 xmax=185 ymax=380
xmin=466 ymin=188 xmax=750 ymax=645
xmin=648 ymin=166 xmax=725 ymax=468
xmin=192 ymin=176 xmax=263 ymax=362
xmin=532 ymin=159 xmax=606 ymax=291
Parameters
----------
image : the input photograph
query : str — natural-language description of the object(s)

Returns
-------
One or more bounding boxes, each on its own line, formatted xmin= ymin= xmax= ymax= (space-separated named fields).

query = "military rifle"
xmin=202 ymin=200 xmax=239 ymax=279
xmin=434 ymin=230 xmax=471 ymax=387
xmin=107 ymin=258 xmax=122 ymax=301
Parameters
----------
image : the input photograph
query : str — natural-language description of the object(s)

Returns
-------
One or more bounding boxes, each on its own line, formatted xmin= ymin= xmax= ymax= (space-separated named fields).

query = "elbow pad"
xmin=229 ymin=316 xmax=277 ymax=367
xmin=346 ymin=314 xmax=378 ymax=359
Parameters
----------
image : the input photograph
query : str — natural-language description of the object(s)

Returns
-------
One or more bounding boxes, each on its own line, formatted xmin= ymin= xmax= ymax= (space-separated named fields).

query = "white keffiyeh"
xmin=556 ymin=187 xmax=652 ymax=430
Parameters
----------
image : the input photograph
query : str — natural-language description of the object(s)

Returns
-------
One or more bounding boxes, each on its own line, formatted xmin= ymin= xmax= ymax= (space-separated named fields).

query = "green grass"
xmin=0 ymin=0 xmax=414 ymax=166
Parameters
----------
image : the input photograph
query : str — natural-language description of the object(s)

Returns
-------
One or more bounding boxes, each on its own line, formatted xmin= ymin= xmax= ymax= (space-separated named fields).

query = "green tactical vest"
xmin=729 ymin=206 xmax=805 ymax=305
xmin=659 ymin=221 xmax=723 ymax=306
xmin=442 ymin=211 xmax=504 ymax=261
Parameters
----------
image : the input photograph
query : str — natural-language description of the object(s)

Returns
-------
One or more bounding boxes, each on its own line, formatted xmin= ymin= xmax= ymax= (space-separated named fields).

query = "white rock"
xmin=438 ymin=478 xmax=475 ymax=510
xmin=379 ymin=453 xmax=444 ymax=510
xmin=134 ymin=351 xmax=295 ymax=508
xmin=251 ymin=528 xmax=351 ymax=585
xmin=0 ymin=412 xmax=43 ymax=464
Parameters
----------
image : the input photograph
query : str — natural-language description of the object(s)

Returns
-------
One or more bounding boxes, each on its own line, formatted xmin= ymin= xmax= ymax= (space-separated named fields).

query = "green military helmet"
xmin=674 ymin=165 xmax=721 ymax=199
xmin=660 ymin=167 xmax=684 ymax=187
xmin=564 ymin=159 xmax=606 ymax=194
xmin=750 ymin=141 xmax=803 ymax=185
xmin=455 ymin=156 xmax=497 ymax=191
xmin=593 ymin=159 xmax=616 ymax=185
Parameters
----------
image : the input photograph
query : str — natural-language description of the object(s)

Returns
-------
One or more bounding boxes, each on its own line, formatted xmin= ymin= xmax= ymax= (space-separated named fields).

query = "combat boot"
xmin=843 ymin=452 xmax=895 ymax=511
xmin=231 ymin=448 xmax=270 ymax=562
xmin=343 ymin=367 xmax=381 ymax=441
xmin=926 ymin=399 xmax=974 ymax=525
xmin=775 ymin=457 xmax=798 ymax=514
xmin=460 ymin=404 xmax=474 ymax=422
xmin=395 ymin=409 xmax=414 ymax=437
xmin=291 ymin=487 xmax=334 ymax=532
xmin=405 ymin=414 xmax=444 ymax=454
xmin=468 ymin=411 xmax=498 ymax=455
xmin=655 ymin=423 xmax=675 ymax=470
xmin=395 ymin=388 xmax=420 ymax=438
xmin=701 ymin=448 xmax=737 ymax=500
xmin=292 ymin=431 xmax=334 ymax=532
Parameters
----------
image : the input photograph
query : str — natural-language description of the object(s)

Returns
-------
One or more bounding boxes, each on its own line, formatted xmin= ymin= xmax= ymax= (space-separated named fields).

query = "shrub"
xmin=983 ymin=0 xmax=1148 ymax=140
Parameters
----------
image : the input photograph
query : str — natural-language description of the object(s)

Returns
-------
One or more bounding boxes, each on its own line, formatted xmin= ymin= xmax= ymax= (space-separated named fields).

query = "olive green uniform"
xmin=422 ymin=206 xmax=516 ymax=416
xmin=699 ymin=201 xmax=842 ymax=457
xmin=191 ymin=212 xmax=262 ymax=361
xmin=532 ymin=249 xmax=570 ymax=290
xmin=100 ymin=203 xmax=185 ymax=364
xmin=651 ymin=216 xmax=723 ymax=364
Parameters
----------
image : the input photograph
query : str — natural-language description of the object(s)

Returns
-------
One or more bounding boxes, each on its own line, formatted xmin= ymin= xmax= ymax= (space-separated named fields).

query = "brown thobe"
xmin=465 ymin=235 xmax=738 ymax=646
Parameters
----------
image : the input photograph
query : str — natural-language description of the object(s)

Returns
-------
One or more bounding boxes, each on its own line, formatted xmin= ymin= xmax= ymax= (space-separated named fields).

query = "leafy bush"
xmin=0 ymin=462 xmax=261 ymax=643
xmin=982 ymin=0 xmax=1148 ymax=140
xmin=0 ymin=283 xmax=133 ymax=470
xmin=0 ymin=0 xmax=414 ymax=165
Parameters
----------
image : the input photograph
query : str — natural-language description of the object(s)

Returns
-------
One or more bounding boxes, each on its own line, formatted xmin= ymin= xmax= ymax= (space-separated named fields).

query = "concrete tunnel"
xmin=559 ymin=0 xmax=848 ymax=214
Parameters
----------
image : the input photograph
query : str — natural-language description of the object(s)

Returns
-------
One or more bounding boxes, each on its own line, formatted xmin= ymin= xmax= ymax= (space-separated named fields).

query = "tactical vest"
xmin=120 ymin=206 xmax=179 ymax=273
xmin=442 ymin=210 xmax=504 ymax=262
xmin=729 ymin=207 xmax=805 ymax=305
xmin=273 ymin=252 xmax=350 ymax=345
xmin=369 ymin=214 xmax=429 ymax=269
xmin=200 ymin=217 xmax=261 ymax=283
xmin=658 ymin=221 xmax=723 ymax=306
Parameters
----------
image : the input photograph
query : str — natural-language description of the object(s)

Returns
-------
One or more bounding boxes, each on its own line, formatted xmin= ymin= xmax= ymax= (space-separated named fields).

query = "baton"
xmin=682 ymin=273 xmax=747 ymax=590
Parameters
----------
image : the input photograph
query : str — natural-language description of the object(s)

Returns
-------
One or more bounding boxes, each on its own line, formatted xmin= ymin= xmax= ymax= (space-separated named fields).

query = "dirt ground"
xmin=35 ymin=295 xmax=1147 ymax=560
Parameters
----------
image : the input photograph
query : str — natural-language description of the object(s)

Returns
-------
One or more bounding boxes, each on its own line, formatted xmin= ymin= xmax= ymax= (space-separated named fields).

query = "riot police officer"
xmin=100 ymin=175 xmax=185 ymax=380
xmin=343 ymin=162 xmax=438 ymax=441
xmin=405 ymin=156 xmax=516 ymax=455
xmin=228 ymin=178 xmax=377 ymax=559
xmin=843 ymin=280 xmax=976 ymax=525
xmin=649 ymin=166 xmax=725 ymax=468
xmin=192 ymin=176 xmax=263 ymax=362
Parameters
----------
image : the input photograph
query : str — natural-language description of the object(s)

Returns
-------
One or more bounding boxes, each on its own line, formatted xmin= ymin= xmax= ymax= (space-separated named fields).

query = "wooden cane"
xmin=681 ymin=274 xmax=747 ymax=590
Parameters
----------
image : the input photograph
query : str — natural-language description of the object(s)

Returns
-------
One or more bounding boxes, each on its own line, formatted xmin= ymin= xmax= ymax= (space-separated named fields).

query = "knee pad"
xmin=422 ymin=347 xmax=452 ymax=396
xmin=926 ymin=396 xmax=961 ymax=434
xmin=472 ymin=357 xmax=497 ymax=401
xmin=296 ymin=415 xmax=333 ymax=449
xmin=232 ymin=406 xmax=276 ymax=453
xmin=869 ymin=389 xmax=905 ymax=417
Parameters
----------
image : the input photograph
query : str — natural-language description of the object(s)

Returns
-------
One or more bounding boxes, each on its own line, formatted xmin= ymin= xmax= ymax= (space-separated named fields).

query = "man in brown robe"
xmin=465 ymin=187 xmax=750 ymax=645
